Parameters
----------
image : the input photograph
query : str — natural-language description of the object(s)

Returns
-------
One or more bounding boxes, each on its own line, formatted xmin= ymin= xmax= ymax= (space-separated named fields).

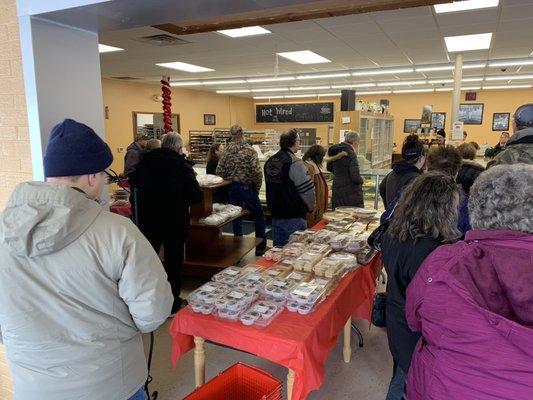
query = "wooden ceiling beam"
xmin=154 ymin=0 xmax=452 ymax=36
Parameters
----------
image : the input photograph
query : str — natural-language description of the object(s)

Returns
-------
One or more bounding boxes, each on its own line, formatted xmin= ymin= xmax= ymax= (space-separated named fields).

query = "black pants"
xmin=144 ymin=229 xmax=184 ymax=305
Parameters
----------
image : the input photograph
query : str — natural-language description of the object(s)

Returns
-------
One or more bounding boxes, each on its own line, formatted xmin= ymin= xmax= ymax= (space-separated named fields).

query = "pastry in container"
xmin=239 ymin=300 xmax=283 ymax=327
xmin=262 ymin=278 xmax=295 ymax=299
xmin=294 ymin=251 xmax=323 ymax=272
xmin=263 ymin=247 xmax=284 ymax=262
xmin=211 ymin=266 xmax=245 ymax=284
xmin=306 ymin=242 xmax=331 ymax=256
xmin=264 ymin=265 xmax=292 ymax=279
xmin=285 ymin=270 xmax=313 ymax=285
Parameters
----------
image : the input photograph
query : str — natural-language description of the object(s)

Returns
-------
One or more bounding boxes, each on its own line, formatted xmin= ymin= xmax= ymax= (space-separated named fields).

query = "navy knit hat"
xmin=514 ymin=103 xmax=533 ymax=129
xmin=44 ymin=119 xmax=113 ymax=178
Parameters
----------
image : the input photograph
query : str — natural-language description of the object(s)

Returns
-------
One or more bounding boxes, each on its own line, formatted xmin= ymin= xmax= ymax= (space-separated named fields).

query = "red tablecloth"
xmin=110 ymin=204 xmax=132 ymax=217
xmin=169 ymin=255 xmax=381 ymax=400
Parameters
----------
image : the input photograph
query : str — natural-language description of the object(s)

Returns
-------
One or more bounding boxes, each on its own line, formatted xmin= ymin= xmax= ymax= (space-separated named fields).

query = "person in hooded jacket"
xmin=133 ymin=132 xmax=202 ymax=314
xmin=456 ymin=142 xmax=485 ymax=195
xmin=326 ymin=131 xmax=364 ymax=208
xmin=379 ymin=135 xmax=427 ymax=209
xmin=406 ymin=164 xmax=533 ymax=400
xmin=488 ymin=103 xmax=533 ymax=167
xmin=0 ymin=119 xmax=173 ymax=400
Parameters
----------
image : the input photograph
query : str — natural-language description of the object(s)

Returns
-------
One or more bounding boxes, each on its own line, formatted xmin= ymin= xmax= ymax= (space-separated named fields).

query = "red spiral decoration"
xmin=161 ymin=77 xmax=172 ymax=133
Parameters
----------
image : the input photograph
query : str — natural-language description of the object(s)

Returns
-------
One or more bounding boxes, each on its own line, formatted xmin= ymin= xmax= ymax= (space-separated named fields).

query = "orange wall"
xmin=102 ymin=78 xmax=254 ymax=172
xmin=358 ymin=88 xmax=533 ymax=147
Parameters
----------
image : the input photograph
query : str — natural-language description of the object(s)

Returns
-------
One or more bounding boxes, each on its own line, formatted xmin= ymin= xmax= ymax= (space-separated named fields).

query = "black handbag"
xmin=372 ymin=292 xmax=387 ymax=327
xmin=367 ymin=201 xmax=398 ymax=251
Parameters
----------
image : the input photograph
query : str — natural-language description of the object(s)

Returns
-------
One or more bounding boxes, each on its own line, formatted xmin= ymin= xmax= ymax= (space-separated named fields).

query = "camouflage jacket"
xmin=216 ymin=139 xmax=263 ymax=191
xmin=488 ymin=127 xmax=533 ymax=168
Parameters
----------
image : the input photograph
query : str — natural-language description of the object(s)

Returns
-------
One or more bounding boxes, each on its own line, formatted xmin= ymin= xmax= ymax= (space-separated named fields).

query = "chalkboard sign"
xmin=256 ymin=102 xmax=334 ymax=123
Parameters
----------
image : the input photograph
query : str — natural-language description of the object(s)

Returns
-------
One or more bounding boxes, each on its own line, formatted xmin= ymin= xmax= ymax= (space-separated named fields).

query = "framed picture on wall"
xmin=430 ymin=112 xmax=446 ymax=130
xmin=459 ymin=103 xmax=484 ymax=125
xmin=204 ymin=114 xmax=216 ymax=125
xmin=492 ymin=112 xmax=510 ymax=131
xmin=403 ymin=119 xmax=421 ymax=133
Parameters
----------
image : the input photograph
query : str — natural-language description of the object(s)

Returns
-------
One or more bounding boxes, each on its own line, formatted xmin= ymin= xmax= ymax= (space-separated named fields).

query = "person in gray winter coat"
xmin=124 ymin=133 xmax=149 ymax=178
xmin=326 ymin=131 xmax=364 ymax=208
xmin=0 ymin=119 xmax=173 ymax=400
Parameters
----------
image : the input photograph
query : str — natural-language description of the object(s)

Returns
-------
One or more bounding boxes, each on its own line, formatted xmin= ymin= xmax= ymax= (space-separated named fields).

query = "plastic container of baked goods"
xmin=329 ymin=234 xmax=350 ymax=251
xmin=313 ymin=258 xmax=343 ymax=278
xmin=312 ymin=229 xmax=337 ymax=243
xmin=263 ymin=264 xmax=292 ymax=279
xmin=288 ymin=230 xmax=309 ymax=243
xmin=327 ymin=252 xmax=359 ymax=272
xmin=234 ymin=270 xmax=271 ymax=293
xmin=188 ymin=282 xmax=229 ymax=308
xmin=306 ymin=242 xmax=331 ymax=256
xmin=294 ymin=251 xmax=323 ymax=272
xmin=285 ymin=270 xmax=313 ymax=285
xmin=262 ymin=277 xmax=295 ymax=299
xmin=262 ymin=247 xmax=284 ymax=262
xmin=282 ymin=242 xmax=307 ymax=259
xmin=211 ymin=266 xmax=245 ymax=284
xmin=287 ymin=282 xmax=327 ymax=306
xmin=357 ymin=245 xmax=376 ymax=265
xmin=239 ymin=300 xmax=284 ymax=327
xmin=214 ymin=289 xmax=258 ymax=322
xmin=344 ymin=238 xmax=366 ymax=254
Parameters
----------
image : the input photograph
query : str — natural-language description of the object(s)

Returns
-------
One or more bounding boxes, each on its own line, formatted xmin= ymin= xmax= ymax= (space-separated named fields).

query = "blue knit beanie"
xmin=44 ymin=119 xmax=113 ymax=178
xmin=514 ymin=103 xmax=533 ymax=129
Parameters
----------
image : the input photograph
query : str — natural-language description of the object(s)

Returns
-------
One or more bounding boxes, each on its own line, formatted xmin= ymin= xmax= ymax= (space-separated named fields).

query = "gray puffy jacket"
xmin=0 ymin=182 xmax=173 ymax=400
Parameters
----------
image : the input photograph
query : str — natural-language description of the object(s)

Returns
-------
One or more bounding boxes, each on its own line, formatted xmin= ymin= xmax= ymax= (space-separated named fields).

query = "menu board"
xmin=256 ymin=102 xmax=334 ymax=123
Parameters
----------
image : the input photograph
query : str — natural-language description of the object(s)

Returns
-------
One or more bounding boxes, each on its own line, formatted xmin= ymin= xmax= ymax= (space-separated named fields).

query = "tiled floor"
xmin=144 ymin=235 xmax=392 ymax=399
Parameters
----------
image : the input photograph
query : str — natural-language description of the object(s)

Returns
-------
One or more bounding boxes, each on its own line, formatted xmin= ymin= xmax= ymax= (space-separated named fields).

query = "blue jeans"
xmin=128 ymin=387 xmax=147 ymax=400
xmin=228 ymin=183 xmax=266 ymax=250
xmin=272 ymin=218 xmax=307 ymax=247
xmin=386 ymin=365 xmax=407 ymax=400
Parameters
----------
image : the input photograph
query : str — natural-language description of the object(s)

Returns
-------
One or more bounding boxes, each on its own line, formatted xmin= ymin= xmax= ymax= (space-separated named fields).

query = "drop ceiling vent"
xmin=136 ymin=34 xmax=190 ymax=46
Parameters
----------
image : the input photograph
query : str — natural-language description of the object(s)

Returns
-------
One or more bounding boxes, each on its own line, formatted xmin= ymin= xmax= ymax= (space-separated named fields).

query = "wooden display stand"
xmin=184 ymin=181 xmax=261 ymax=278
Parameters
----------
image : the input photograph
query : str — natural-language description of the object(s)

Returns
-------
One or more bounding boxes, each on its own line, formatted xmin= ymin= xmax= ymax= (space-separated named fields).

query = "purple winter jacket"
xmin=405 ymin=230 xmax=533 ymax=400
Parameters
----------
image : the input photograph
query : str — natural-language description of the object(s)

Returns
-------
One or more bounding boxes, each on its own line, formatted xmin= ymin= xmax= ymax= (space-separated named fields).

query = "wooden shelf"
xmin=184 ymin=236 xmax=261 ymax=278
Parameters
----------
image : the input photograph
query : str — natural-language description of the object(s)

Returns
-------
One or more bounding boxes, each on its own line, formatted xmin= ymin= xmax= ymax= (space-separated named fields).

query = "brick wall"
xmin=0 ymin=0 xmax=31 ymax=397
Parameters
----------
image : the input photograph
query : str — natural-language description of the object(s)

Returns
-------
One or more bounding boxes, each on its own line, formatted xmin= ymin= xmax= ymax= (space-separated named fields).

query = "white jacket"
xmin=0 ymin=182 xmax=173 ymax=400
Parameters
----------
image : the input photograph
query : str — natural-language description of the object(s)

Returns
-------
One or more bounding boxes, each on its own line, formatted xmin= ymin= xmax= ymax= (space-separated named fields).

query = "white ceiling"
xmin=99 ymin=0 xmax=533 ymax=96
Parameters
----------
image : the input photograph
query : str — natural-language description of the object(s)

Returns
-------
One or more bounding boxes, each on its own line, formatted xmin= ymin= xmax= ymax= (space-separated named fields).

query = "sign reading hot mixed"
xmin=256 ymin=103 xmax=334 ymax=123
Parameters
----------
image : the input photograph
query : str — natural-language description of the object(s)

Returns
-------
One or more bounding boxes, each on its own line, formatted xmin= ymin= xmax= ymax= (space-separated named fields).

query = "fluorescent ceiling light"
xmin=428 ymin=79 xmax=454 ymax=84
xmin=358 ymin=90 xmax=392 ymax=95
xmin=156 ymin=61 xmax=214 ymax=73
xmin=489 ymin=59 xmax=533 ymax=67
xmin=284 ymin=94 xmax=317 ymax=98
xmin=331 ymin=83 xmax=376 ymax=88
xmin=253 ymin=96 xmax=285 ymax=99
xmin=296 ymin=72 xmax=350 ymax=80
xmin=247 ymin=76 xmax=295 ymax=83
xmin=98 ymin=44 xmax=124 ymax=53
xmin=170 ymin=81 xmax=203 ymax=86
xmin=353 ymin=68 xmax=414 ymax=76
xmin=216 ymin=89 xmax=251 ymax=93
xmin=217 ymin=26 xmax=271 ymax=38
xmin=290 ymin=86 xmax=330 ymax=91
xmin=252 ymin=88 xmax=290 ymax=93
xmin=444 ymin=33 xmax=492 ymax=52
xmin=435 ymin=0 xmax=499 ymax=14
xmin=483 ymin=84 xmax=532 ymax=90
xmin=485 ymin=74 xmax=533 ymax=81
xmin=463 ymin=63 xmax=487 ymax=69
xmin=377 ymin=80 xmax=427 ymax=86
xmin=416 ymin=65 xmax=454 ymax=72
xmin=205 ymin=79 xmax=246 ymax=85
xmin=461 ymin=87 xmax=481 ymax=91
xmin=393 ymin=89 xmax=435 ymax=93
xmin=436 ymin=88 xmax=454 ymax=92
xmin=277 ymin=50 xmax=331 ymax=64
xmin=318 ymin=93 xmax=341 ymax=97
xmin=462 ymin=77 xmax=484 ymax=82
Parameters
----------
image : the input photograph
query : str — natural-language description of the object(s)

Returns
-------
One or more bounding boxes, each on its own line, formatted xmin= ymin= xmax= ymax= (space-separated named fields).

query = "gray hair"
xmin=230 ymin=124 xmax=243 ymax=137
xmin=161 ymin=132 xmax=183 ymax=152
xmin=469 ymin=164 xmax=533 ymax=233
xmin=344 ymin=131 xmax=359 ymax=144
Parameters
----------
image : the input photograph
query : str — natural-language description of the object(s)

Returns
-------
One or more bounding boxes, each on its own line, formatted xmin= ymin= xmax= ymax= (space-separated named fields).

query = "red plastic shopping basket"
xmin=184 ymin=363 xmax=282 ymax=400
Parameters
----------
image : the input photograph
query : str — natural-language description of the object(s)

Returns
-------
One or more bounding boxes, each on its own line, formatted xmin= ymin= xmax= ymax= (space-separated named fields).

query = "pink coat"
xmin=406 ymin=230 xmax=533 ymax=400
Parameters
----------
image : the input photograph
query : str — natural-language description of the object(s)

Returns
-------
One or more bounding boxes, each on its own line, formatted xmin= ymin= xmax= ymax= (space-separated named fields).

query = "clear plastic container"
xmin=212 ymin=266 xmax=246 ymax=284
xmin=287 ymin=282 xmax=327 ymax=306
xmin=235 ymin=271 xmax=272 ymax=293
xmin=285 ymin=270 xmax=313 ymax=285
xmin=263 ymin=247 xmax=284 ymax=262
xmin=312 ymin=229 xmax=337 ymax=243
xmin=306 ymin=243 xmax=331 ymax=256
xmin=329 ymin=234 xmax=350 ymax=251
xmin=214 ymin=288 xmax=258 ymax=316
xmin=294 ymin=251 xmax=323 ymax=272
xmin=288 ymin=230 xmax=309 ymax=243
xmin=188 ymin=282 xmax=229 ymax=308
xmin=282 ymin=242 xmax=307 ymax=259
xmin=327 ymin=252 xmax=359 ymax=271
xmin=313 ymin=258 xmax=343 ymax=278
xmin=239 ymin=300 xmax=284 ymax=327
xmin=263 ymin=265 xmax=292 ymax=279
xmin=262 ymin=278 xmax=296 ymax=299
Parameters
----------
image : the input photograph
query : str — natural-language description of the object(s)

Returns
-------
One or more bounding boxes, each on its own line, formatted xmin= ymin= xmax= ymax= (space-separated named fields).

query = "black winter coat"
xmin=381 ymin=234 xmax=442 ymax=373
xmin=132 ymin=147 xmax=202 ymax=239
xmin=379 ymin=160 xmax=422 ymax=208
xmin=457 ymin=161 xmax=485 ymax=195
xmin=326 ymin=143 xmax=364 ymax=208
